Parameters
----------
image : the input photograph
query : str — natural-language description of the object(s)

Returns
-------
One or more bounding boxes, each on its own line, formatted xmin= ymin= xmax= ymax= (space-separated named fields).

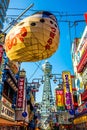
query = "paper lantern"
xmin=69 ymin=109 xmax=75 ymax=115
xmin=22 ymin=111 xmax=27 ymax=117
xmin=4 ymin=11 xmax=60 ymax=62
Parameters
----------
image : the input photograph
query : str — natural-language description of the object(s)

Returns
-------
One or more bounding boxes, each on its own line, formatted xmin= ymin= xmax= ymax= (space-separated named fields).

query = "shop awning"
xmin=0 ymin=118 xmax=28 ymax=126
xmin=0 ymin=118 xmax=17 ymax=126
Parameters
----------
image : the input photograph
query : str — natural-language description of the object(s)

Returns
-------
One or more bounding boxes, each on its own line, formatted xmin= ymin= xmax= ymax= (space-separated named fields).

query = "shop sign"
xmin=1 ymin=96 xmax=11 ymax=107
xmin=82 ymin=67 xmax=87 ymax=84
xmin=62 ymin=71 xmax=73 ymax=110
xmin=55 ymin=89 xmax=65 ymax=110
xmin=0 ymin=103 xmax=15 ymax=121
xmin=8 ymin=60 xmax=20 ymax=74
xmin=16 ymin=77 xmax=25 ymax=108
xmin=76 ymin=26 xmax=87 ymax=64
xmin=0 ymin=45 xmax=3 ymax=63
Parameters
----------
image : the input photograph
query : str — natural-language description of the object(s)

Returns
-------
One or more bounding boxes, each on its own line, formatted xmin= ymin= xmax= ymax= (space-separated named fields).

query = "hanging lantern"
xmin=22 ymin=111 xmax=27 ymax=117
xmin=4 ymin=11 xmax=60 ymax=62
xmin=69 ymin=109 xmax=75 ymax=115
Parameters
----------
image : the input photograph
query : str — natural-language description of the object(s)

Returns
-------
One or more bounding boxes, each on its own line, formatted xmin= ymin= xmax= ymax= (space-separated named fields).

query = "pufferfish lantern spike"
xmin=4 ymin=11 xmax=60 ymax=62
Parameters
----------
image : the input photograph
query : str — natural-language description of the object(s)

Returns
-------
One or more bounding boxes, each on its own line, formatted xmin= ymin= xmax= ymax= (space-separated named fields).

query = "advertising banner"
xmin=55 ymin=89 xmax=65 ymax=110
xmin=0 ymin=45 xmax=3 ymax=63
xmin=62 ymin=71 xmax=73 ymax=110
xmin=16 ymin=77 xmax=25 ymax=109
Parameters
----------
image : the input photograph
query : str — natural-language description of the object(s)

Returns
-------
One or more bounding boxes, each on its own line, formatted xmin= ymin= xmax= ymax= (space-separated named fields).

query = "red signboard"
xmin=81 ymin=89 xmax=87 ymax=101
xmin=16 ymin=77 xmax=25 ymax=108
xmin=0 ymin=45 xmax=3 ymax=63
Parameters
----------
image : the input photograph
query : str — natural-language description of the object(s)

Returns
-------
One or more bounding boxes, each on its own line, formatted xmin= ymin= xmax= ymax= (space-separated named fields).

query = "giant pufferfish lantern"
xmin=4 ymin=11 xmax=60 ymax=62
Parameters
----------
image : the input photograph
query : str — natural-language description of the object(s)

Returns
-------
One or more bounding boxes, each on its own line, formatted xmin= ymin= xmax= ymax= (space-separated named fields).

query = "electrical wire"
xmin=28 ymin=61 xmax=42 ymax=81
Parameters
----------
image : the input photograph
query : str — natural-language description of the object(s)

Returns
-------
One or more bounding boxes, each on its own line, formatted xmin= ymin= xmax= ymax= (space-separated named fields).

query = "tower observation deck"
xmin=41 ymin=61 xmax=54 ymax=122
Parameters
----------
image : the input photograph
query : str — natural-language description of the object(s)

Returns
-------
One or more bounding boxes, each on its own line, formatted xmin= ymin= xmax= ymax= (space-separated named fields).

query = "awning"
xmin=0 ymin=118 xmax=28 ymax=126
xmin=77 ymin=49 xmax=87 ymax=73
xmin=0 ymin=118 xmax=16 ymax=126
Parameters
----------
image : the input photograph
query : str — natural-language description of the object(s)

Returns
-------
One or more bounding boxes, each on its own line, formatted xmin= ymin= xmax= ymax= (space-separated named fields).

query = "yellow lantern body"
xmin=4 ymin=11 xmax=60 ymax=62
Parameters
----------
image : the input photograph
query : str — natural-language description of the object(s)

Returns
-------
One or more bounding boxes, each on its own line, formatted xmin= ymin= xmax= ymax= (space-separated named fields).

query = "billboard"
xmin=62 ymin=71 xmax=73 ymax=110
xmin=55 ymin=89 xmax=65 ymax=110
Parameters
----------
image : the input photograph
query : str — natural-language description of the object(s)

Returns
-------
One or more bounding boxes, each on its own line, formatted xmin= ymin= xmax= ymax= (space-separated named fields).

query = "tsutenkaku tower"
xmin=41 ymin=61 xmax=54 ymax=121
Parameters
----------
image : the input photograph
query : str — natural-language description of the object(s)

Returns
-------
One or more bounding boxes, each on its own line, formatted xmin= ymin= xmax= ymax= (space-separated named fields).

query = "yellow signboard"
xmin=62 ymin=71 xmax=73 ymax=110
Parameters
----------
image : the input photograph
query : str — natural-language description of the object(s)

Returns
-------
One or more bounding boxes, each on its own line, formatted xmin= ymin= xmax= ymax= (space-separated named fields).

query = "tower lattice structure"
xmin=41 ymin=61 xmax=54 ymax=122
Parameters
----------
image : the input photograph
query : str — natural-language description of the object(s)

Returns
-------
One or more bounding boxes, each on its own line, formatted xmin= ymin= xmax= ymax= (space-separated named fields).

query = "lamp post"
xmin=49 ymin=73 xmax=63 ymax=86
xmin=32 ymin=77 xmax=44 ymax=84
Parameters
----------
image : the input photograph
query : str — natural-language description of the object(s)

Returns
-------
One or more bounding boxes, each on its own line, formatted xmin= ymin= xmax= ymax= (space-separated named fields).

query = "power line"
xmin=7 ymin=7 xmax=85 ymax=15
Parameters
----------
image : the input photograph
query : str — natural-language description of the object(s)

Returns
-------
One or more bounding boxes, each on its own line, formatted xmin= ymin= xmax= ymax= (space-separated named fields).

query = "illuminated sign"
xmin=62 ymin=71 xmax=73 ymax=110
xmin=55 ymin=89 xmax=65 ymax=110
xmin=16 ymin=77 xmax=25 ymax=109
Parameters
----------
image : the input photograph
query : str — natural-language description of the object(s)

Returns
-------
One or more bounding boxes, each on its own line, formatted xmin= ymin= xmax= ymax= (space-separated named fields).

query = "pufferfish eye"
xmin=55 ymin=24 xmax=57 ymax=28
xmin=31 ymin=22 xmax=36 ymax=26
xmin=50 ymin=20 xmax=57 ymax=28
xmin=40 ymin=19 xmax=45 ymax=23
xmin=50 ymin=20 xmax=53 ymax=24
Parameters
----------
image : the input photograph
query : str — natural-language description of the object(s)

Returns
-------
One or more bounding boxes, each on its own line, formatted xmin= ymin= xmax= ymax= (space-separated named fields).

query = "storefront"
xmin=74 ymin=114 xmax=87 ymax=130
xmin=73 ymin=101 xmax=87 ymax=130
xmin=0 ymin=100 xmax=19 ymax=130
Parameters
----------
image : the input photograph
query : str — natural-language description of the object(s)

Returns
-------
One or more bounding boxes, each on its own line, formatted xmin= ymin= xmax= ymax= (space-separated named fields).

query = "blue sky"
xmin=3 ymin=0 xmax=87 ymax=102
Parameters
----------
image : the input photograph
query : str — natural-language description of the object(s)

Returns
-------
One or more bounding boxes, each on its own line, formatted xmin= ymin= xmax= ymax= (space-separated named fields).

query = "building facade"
xmin=71 ymin=18 xmax=87 ymax=129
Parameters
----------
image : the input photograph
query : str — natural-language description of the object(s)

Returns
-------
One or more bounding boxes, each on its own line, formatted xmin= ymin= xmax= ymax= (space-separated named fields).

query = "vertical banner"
xmin=62 ymin=71 xmax=73 ymax=110
xmin=0 ymin=45 xmax=3 ymax=63
xmin=55 ymin=89 xmax=65 ymax=110
xmin=16 ymin=77 xmax=25 ymax=109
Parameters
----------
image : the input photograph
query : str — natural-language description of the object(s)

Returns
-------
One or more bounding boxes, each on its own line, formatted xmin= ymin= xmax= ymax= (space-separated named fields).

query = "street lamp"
xmin=32 ymin=77 xmax=44 ymax=85
xmin=49 ymin=74 xmax=63 ymax=85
